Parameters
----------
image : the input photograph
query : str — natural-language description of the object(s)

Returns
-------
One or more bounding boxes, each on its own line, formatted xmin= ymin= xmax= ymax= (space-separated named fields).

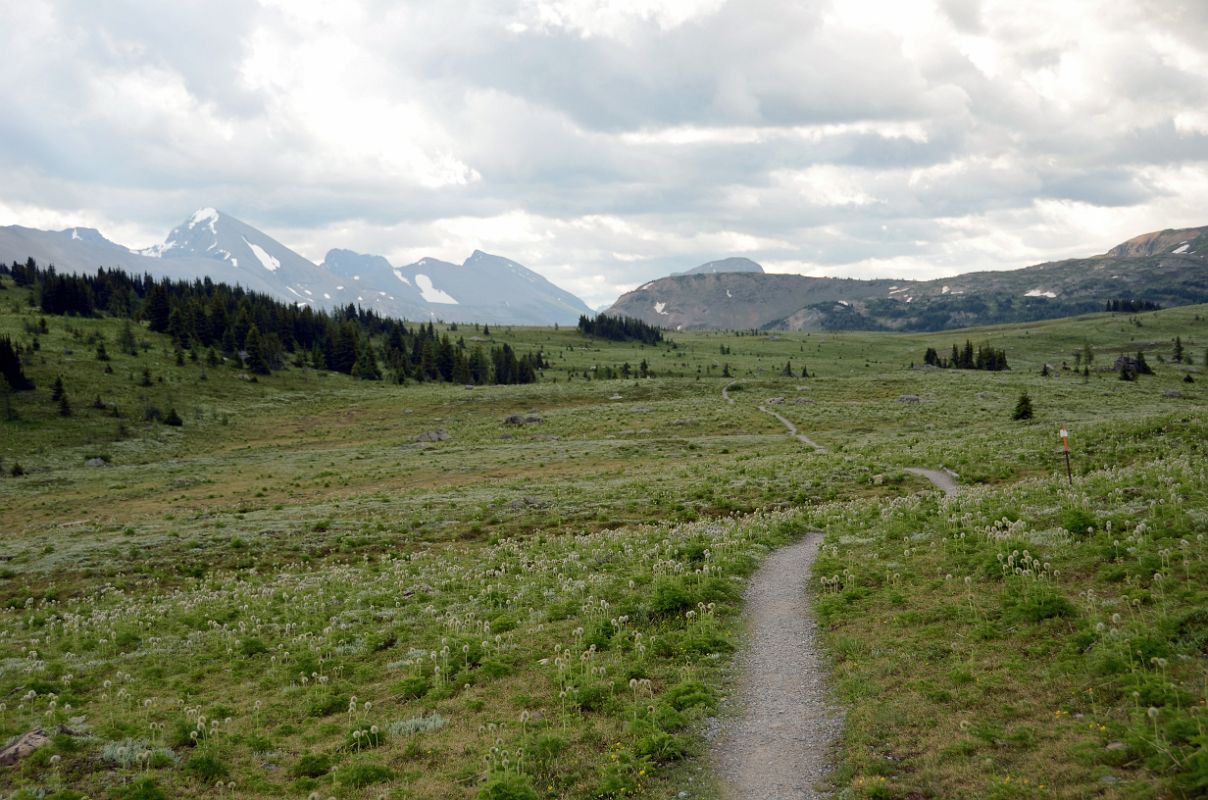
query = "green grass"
xmin=1 ymin=275 xmax=1206 ymax=798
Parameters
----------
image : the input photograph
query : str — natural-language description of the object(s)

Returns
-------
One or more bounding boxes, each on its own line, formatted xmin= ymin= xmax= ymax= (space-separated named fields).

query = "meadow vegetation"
xmin=0 ymin=272 xmax=1205 ymax=798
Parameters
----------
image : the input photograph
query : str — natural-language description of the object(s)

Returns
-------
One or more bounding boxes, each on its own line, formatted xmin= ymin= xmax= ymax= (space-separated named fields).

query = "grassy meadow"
xmin=1 ymin=275 xmax=1206 ymax=799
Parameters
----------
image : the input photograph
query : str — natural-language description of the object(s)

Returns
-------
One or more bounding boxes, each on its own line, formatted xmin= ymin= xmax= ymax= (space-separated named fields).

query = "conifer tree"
xmin=0 ymin=335 xmax=34 ymax=391
xmin=244 ymin=325 xmax=271 ymax=375
xmin=1011 ymin=392 xmax=1033 ymax=420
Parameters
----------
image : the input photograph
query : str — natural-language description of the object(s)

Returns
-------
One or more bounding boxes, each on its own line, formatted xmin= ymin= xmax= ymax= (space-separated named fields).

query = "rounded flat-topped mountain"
xmin=607 ymin=228 xmax=1208 ymax=331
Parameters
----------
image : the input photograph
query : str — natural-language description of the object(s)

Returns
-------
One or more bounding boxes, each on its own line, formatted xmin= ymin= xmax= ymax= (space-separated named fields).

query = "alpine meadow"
xmin=1 ymin=262 xmax=1206 ymax=799
xmin=5 ymin=1 xmax=1208 ymax=798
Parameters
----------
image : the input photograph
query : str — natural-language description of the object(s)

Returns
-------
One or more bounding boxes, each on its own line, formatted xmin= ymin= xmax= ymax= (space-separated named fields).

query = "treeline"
xmin=1106 ymin=299 xmax=1161 ymax=313
xmin=1 ymin=259 xmax=542 ymax=384
xmin=923 ymin=341 xmax=1010 ymax=371
xmin=577 ymin=313 xmax=663 ymax=344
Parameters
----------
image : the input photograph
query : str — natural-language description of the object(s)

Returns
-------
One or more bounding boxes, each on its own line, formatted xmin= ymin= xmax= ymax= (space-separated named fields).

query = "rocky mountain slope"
xmin=0 ymin=210 xmax=594 ymax=325
xmin=607 ymin=226 xmax=1208 ymax=331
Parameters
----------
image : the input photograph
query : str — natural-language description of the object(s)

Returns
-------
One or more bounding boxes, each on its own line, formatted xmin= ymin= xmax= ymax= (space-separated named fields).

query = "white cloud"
xmin=1 ymin=0 xmax=1207 ymax=308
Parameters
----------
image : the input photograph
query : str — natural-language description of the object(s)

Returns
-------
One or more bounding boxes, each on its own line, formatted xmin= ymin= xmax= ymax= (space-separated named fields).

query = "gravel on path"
xmin=758 ymin=405 xmax=826 ymax=452
xmin=713 ymin=533 xmax=842 ymax=799
xmin=903 ymin=467 xmax=959 ymax=496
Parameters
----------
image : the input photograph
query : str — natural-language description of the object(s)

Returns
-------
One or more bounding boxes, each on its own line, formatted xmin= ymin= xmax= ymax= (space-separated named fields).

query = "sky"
xmin=2 ymin=0 xmax=1208 ymax=307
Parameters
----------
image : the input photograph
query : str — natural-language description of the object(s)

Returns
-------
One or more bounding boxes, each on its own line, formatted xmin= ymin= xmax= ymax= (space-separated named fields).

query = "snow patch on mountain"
xmin=415 ymin=274 xmax=458 ymax=304
xmin=189 ymin=208 xmax=219 ymax=234
xmin=1025 ymin=288 xmax=1058 ymax=298
xmin=244 ymin=238 xmax=280 ymax=272
xmin=1172 ymin=242 xmax=1190 ymax=254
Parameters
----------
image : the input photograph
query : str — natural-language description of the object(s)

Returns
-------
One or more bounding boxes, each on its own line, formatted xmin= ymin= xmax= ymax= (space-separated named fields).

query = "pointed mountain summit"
xmin=314 ymin=246 xmax=594 ymax=323
xmin=389 ymin=250 xmax=594 ymax=324
xmin=0 ymin=208 xmax=595 ymax=323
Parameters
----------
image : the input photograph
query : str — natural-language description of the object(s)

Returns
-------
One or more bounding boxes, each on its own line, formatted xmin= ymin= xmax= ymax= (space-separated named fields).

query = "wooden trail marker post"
xmin=1060 ymin=424 xmax=1072 ymax=486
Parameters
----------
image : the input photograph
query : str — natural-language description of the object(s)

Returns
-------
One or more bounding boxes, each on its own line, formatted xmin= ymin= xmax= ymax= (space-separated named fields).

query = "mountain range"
xmin=0 ymin=209 xmax=594 ymax=326
xmin=4 ymin=212 xmax=1207 ymax=332
xmin=607 ymin=226 xmax=1208 ymax=331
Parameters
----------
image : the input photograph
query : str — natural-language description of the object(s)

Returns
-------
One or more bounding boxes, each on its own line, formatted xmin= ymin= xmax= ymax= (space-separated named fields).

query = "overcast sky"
xmin=3 ymin=0 xmax=1208 ymax=306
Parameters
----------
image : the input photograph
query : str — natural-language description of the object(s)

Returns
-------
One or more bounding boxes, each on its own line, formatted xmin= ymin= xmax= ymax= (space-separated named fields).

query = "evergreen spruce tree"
xmin=142 ymin=283 xmax=171 ymax=332
xmin=243 ymin=325 xmax=271 ymax=375
xmin=117 ymin=319 xmax=138 ymax=355
xmin=50 ymin=376 xmax=65 ymax=401
xmin=58 ymin=392 xmax=72 ymax=417
xmin=1134 ymin=351 xmax=1153 ymax=375
xmin=352 ymin=341 xmax=382 ymax=380
xmin=0 ymin=335 xmax=34 ymax=390
xmin=1011 ymin=392 xmax=1034 ymax=420
xmin=1173 ymin=335 xmax=1184 ymax=363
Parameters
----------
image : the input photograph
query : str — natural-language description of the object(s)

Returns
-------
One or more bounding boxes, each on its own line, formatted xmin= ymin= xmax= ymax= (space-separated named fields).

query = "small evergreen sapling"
xmin=1012 ymin=392 xmax=1034 ymax=421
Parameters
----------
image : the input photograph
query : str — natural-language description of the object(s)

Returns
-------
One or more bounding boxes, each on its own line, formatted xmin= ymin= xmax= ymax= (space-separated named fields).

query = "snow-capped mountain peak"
xmin=4 ymin=209 xmax=595 ymax=324
xmin=188 ymin=207 xmax=219 ymax=233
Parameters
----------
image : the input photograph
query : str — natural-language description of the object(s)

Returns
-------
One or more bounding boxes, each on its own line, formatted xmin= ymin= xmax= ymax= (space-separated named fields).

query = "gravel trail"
xmin=903 ymin=467 xmax=959 ymax=496
xmin=713 ymin=533 xmax=842 ymax=799
xmin=758 ymin=405 xmax=826 ymax=452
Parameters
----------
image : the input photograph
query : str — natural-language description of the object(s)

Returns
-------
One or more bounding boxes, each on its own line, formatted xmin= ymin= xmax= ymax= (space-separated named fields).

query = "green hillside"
xmin=1 ymin=271 xmax=1206 ymax=799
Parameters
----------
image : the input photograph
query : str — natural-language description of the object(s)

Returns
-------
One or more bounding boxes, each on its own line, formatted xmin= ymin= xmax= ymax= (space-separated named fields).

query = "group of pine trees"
xmin=1106 ymin=299 xmax=1161 ymax=313
xmin=922 ymin=341 xmax=1009 ymax=371
xmin=577 ymin=313 xmax=662 ymax=344
xmin=1 ymin=259 xmax=542 ymax=385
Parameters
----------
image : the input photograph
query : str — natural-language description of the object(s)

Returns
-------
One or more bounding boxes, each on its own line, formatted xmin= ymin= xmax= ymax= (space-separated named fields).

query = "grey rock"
xmin=504 ymin=414 xmax=544 ymax=425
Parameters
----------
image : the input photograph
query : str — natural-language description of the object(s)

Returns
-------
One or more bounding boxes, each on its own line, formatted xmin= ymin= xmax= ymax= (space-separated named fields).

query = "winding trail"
xmin=713 ymin=534 xmax=842 ymax=799
xmin=711 ymin=380 xmax=962 ymax=797
xmin=758 ymin=405 xmax=826 ymax=452
xmin=721 ymin=381 xmax=825 ymax=451
xmin=903 ymin=467 xmax=959 ymax=496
